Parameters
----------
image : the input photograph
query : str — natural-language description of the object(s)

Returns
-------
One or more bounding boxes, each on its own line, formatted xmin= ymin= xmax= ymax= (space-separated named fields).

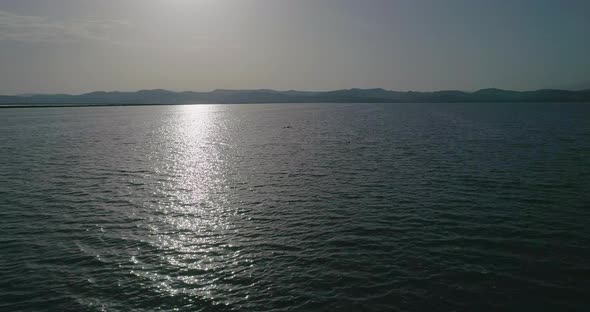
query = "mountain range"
xmin=1 ymin=88 xmax=590 ymax=106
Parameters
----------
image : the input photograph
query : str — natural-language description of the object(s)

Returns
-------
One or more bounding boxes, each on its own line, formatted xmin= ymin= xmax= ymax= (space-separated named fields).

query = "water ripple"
xmin=1 ymin=103 xmax=589 ymax=311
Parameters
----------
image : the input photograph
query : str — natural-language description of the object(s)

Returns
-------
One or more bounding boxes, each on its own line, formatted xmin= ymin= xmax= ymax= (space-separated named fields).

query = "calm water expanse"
xmin=1 ymin=102 xmax=589 ymax=311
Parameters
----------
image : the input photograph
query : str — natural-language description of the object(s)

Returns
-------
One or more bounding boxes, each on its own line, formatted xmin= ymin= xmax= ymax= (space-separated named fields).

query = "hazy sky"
xmin=1 ymin=0 xmax=589 ymax=94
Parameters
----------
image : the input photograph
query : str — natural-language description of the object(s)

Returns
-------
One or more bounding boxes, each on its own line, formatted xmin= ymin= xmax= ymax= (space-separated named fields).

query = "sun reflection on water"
xmin=130 ymin=105 xmax=252 ymax=306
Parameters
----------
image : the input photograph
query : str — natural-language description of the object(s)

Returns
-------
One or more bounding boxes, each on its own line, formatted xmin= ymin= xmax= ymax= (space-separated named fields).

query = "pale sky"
xmin=0 ymin=0 xmax=589 ymax=94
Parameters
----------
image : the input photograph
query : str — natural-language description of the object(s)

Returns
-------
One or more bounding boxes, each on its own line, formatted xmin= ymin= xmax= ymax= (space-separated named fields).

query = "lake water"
xmin=1 ymin=103 xmax=589 ymax=311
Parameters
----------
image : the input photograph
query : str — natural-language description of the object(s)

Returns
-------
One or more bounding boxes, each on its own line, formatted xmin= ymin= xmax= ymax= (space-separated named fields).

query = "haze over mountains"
xmin=1 ymin=88 xmax=590 ymax=106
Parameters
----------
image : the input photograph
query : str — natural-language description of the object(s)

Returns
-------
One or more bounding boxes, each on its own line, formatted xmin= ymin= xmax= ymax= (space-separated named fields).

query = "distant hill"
xmin=1 ymin=88 xmax=590 ymax=106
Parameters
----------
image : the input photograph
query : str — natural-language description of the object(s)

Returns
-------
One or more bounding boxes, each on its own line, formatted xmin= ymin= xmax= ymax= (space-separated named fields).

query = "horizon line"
xmin=6 ymin=86 xmax=590 ymax=97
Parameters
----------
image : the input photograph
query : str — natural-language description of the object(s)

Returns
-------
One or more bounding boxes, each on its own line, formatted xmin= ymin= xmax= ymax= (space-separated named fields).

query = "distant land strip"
xmin=1 ymin=88 xmax=590 ymax=107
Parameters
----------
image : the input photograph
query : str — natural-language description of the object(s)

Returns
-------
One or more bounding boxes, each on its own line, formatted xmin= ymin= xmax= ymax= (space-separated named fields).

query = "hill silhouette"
xmin=1 ymin=88 xmax=589 ymax=106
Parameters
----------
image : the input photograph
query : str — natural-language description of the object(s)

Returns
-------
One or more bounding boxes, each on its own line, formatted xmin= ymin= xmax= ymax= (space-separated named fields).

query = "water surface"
xmin=1 ymin=103 xmax=589 ymax=311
